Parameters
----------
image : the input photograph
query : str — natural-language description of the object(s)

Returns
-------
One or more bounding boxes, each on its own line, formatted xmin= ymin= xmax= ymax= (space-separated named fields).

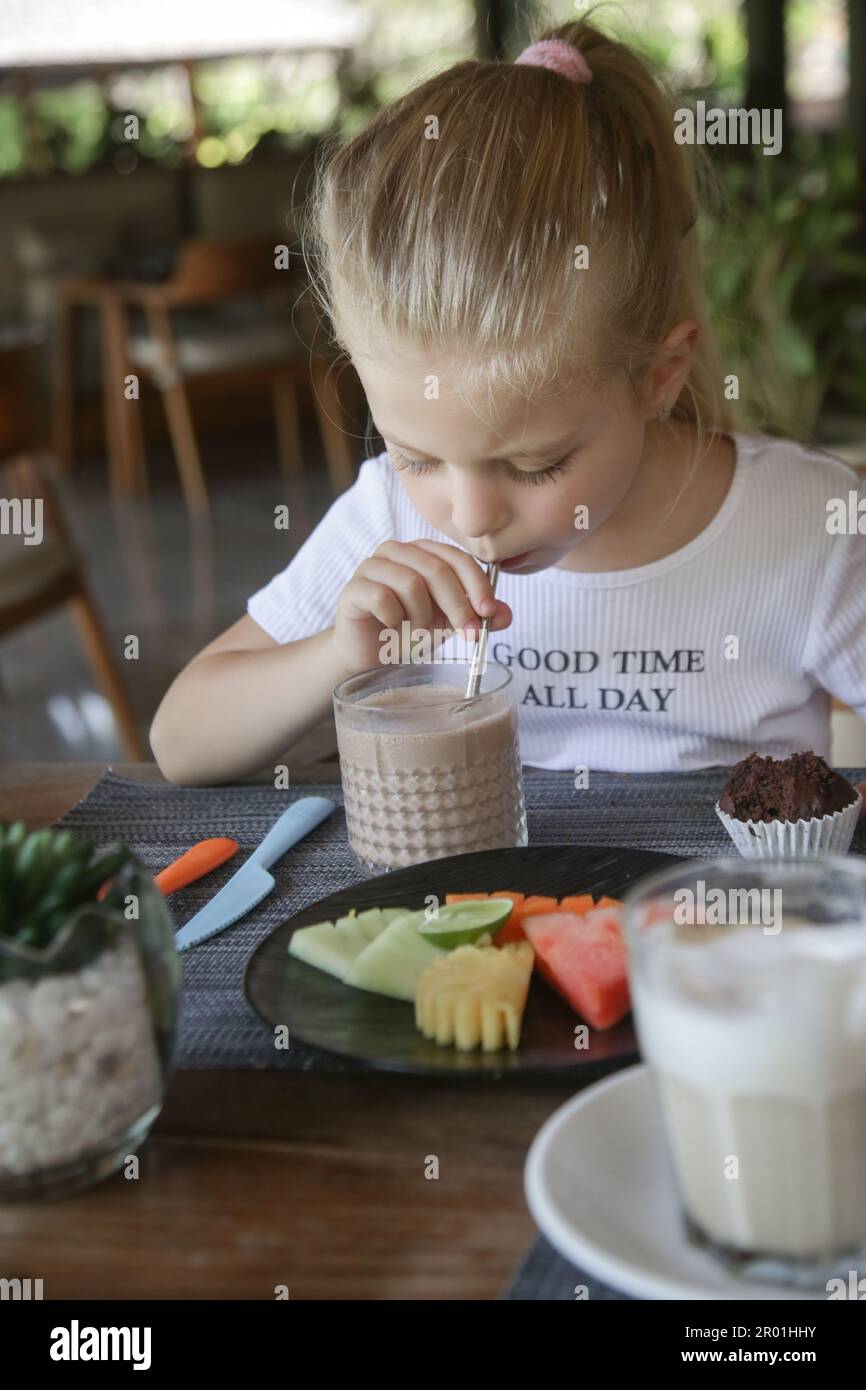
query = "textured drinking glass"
xmin=333 ymin=659 xmax=528 ymax=877
xmin=623 ymin=856 xmax=866 ymax=1289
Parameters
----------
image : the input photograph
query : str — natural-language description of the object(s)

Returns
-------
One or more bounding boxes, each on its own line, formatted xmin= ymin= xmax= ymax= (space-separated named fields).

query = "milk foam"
xmin=633 ymin=922 xmax=866 ymax=1097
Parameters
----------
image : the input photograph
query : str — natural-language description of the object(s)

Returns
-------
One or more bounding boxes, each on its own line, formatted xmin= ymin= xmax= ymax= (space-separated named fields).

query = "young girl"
xmin=150 ymin=17 xmax=866 ymax=796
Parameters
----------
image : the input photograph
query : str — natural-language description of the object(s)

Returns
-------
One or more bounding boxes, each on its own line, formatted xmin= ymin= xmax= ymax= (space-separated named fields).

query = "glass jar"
xmin=0 ymin=853 xmax=180 ymax=1201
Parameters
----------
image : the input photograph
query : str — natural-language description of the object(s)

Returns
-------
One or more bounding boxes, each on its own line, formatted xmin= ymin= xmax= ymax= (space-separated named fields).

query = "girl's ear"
xmin=643 ymin=320 xmax=701 ymax=416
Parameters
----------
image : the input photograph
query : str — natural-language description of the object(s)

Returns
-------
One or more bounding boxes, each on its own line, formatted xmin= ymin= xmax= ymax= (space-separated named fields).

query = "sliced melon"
xmin=289 ymin=906 xmax=412 ymax=981
xmin=345 ymin=909 xmax=441 ymax=1001
xmin=334 ymin=906 xmax=410 ymax=937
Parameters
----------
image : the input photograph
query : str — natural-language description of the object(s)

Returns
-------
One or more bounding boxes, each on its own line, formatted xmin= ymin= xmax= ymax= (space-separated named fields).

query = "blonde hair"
xmin=302 ymin=10 xmax=737 ymax=452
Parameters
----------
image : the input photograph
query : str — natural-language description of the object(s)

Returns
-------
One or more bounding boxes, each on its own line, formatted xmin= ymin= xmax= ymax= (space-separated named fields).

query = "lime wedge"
xmin=417 ymin=899 xmax=513 ymax=950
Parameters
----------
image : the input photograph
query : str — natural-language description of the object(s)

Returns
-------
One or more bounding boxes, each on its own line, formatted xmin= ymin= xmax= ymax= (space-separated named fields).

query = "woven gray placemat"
xmin=503 ymin=1234 xmax=633 ymax=1300
xmin=52 ymin=766 xmax=866 ymax=1071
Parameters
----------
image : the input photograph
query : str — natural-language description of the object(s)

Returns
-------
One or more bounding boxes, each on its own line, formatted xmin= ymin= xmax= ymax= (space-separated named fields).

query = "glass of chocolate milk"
xmin=624 ymin=856 xmax=866 ymax=1289
xmin=333 ymin=659 xmax=528 ymax=877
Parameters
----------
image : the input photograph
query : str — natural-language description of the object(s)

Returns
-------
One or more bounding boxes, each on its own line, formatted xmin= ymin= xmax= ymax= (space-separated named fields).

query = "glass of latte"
xmin=623 ymin=856 xmax=866 ymax=1289
xmin=333 ymin=658 xmax=528 ymax=877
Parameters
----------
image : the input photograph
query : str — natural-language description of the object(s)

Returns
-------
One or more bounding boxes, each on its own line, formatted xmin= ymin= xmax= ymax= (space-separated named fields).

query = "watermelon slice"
xmin=523 ymin=906 xmax=631 ymax=1030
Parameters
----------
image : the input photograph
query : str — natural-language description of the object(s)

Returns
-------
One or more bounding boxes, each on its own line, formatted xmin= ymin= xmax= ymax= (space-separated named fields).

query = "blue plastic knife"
xmin=174 ymin=796 xmax=335 ymax=951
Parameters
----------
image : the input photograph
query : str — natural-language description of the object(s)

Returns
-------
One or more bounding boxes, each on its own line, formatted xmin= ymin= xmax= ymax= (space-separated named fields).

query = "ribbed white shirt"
xmin=247 ymin=431 xmax=866 ymax=772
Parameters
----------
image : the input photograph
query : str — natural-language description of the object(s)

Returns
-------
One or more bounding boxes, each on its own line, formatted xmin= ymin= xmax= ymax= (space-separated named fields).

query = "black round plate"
xmin=244 ymin=843 xmax=684 ymax=1077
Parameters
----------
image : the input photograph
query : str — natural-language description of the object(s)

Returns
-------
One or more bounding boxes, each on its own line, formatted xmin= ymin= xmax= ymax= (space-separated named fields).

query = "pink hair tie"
xmin=514 ymin=38 xmax=592 ymax=85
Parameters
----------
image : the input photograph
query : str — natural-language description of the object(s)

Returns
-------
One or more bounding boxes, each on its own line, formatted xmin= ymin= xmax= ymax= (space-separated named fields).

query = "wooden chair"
xmin=0 ymin=452 xmax=146 ymax=759
xmin=101 ymin=237 xmax=358 ymax=516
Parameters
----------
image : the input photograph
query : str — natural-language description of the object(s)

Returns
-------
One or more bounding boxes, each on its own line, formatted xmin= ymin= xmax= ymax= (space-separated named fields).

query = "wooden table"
xmin=0 ymin=763 xmax=587 ymax=1300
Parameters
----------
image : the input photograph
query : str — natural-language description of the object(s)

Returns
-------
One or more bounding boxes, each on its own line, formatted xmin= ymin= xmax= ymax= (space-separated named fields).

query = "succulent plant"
xmin=0 ymin=822 xmax=133 ymax=978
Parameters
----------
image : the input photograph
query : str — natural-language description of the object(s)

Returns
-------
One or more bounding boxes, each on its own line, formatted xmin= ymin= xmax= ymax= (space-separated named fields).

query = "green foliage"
xmin=2 ymin=4 xmax=861 ymax=445
xmin=0 ymin=822 xmax=133 ymax=979
xmin=192 ymin=55 xmax=341 ymax=165
xmin=32 ymin=81 xmax=110 ymax=174
xmin=0 ymin=97 xmax=25 ymax=175
xmin=702 ymin=133 xmax=866 ymax=437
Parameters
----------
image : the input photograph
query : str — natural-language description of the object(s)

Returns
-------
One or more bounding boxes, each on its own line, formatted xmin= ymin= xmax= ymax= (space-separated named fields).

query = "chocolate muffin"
xmin=718 ymin=751 xmax=858 ymax=825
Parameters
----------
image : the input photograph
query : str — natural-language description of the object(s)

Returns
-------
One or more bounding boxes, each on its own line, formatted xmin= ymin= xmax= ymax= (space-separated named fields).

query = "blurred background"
xmin=0 ymin=0 xmax=864 ymax=769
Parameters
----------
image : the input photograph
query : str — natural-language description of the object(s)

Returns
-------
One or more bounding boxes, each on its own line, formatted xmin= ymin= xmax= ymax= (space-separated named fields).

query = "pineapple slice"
xmin=415 ymin=941 xmax=534 ymax=1052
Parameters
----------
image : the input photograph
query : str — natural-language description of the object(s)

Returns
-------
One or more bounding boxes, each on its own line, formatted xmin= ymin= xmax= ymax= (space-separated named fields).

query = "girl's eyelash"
xmin=389 ymin=447 xmax=572 ymax=486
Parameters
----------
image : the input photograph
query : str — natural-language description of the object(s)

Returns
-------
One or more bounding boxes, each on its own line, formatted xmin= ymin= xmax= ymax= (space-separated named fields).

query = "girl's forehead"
xmin=358 ymin=342 xmax=595 ymax=398
xmin=359 ymin=355 xmax=607 ymax=427
xmin=341 ymin=307 xmax=609 ymax=408
xmin=363 ymin=380 xmax=622 ymax=466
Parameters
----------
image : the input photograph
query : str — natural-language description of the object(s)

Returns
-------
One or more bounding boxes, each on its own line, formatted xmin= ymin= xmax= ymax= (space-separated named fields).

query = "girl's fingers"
xmin=355 ymin=557 xmax=437 ymax=631
xmin=342 ymin=543 xmax=515 ymax=652
xmin=368 ymin=544 xmax=484 ymax=634
xmin=399 ymin=540 xmax=501 ymax=618
xmin=340 ymin=576 xmax=407 ymax=631
xmin=464 ymin=601 xmax=513 ymax=635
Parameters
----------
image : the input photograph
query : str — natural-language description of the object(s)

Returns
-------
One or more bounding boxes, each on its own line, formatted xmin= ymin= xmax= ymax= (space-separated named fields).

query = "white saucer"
xmin=524 ymin=1064 xmax=825 ymax=1301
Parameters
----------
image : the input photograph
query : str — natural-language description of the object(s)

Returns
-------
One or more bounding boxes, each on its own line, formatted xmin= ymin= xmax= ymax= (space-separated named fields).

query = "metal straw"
xmin=450 ymin=561 xmax=500 ymax=713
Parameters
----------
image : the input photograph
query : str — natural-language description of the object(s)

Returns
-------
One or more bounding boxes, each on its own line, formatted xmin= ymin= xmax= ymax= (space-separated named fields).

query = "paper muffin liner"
xmin=714 ymin=791 xmax=863 ymax=859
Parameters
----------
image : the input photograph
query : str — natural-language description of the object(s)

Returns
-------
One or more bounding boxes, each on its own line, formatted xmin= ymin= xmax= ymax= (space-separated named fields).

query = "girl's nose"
xmin=450 ymin=478 xmax=510 ymax=542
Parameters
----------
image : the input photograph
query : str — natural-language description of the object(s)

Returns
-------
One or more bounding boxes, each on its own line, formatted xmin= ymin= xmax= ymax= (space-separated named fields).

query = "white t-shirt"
xmin=247 ymin=431 xmax=866 ymax=772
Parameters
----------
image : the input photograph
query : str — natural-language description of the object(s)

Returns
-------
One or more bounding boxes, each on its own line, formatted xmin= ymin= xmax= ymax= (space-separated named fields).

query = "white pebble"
xmin=0 ymin=936 xmax=164 ymax=1178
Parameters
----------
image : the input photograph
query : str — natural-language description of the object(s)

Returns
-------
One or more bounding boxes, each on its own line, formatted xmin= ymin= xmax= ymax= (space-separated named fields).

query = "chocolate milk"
xmin=633 ymin=922 xmax=866 ymax=1265
xmin=335 ymin=683 xmax=527 ymax=871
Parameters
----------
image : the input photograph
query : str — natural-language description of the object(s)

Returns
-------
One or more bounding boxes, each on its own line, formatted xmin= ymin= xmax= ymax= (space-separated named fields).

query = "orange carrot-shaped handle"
xmin=154 ymin=838 xmax=239 ymax=895
xmin=96 ymin=837 xmax=240 ymax=902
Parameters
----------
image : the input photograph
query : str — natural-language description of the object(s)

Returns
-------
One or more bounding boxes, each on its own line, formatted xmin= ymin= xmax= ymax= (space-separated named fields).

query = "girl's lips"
xmin=499 ymin=550 xmax=534 ymax=569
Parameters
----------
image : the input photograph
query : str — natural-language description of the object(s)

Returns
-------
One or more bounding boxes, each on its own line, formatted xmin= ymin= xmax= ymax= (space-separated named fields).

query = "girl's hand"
xmin=333 ymin=539 xmax=513 ymax=677
xmin=857 ymin=779 xmax=866 ymax=820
